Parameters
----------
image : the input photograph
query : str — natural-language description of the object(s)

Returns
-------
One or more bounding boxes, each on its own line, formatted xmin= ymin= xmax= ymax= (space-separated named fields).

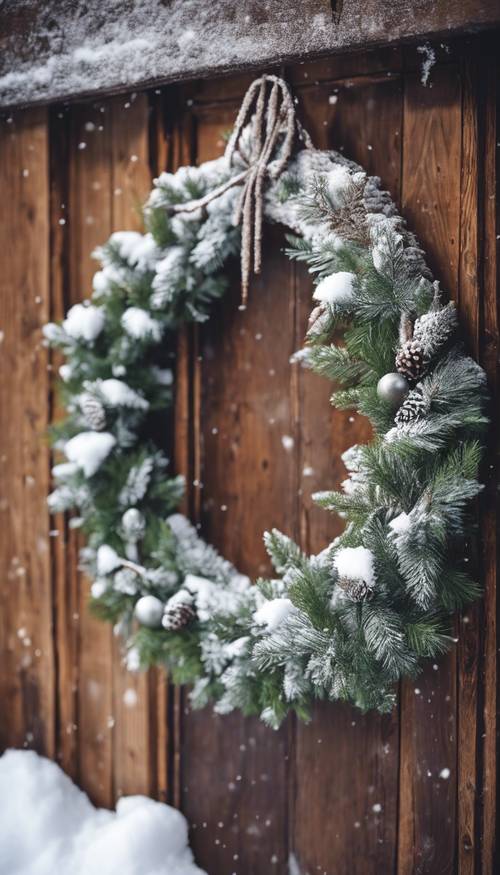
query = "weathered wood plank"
xmin=67 ymin=102 xmax=115 ymax=806
xmin=1 ymin=2 xmax=500 ymax=109
xmin=0 ymin=107 xmax=55 ymax=756
xmin=108 ymin=93 xmax=155 ymax=799
xmin=179 ymin=98 xmax=292 ymax=875
xmin=48 ymin=105 xmax=80 ymax=780
xmin=456 ymin=45 xmax=489 ymax=875
xmin=398 ymin=61 xmax=462 ymax=875
xmin=480 ymin=40 xmax=500 ymax=875
xmin=477 ymin=40 xmax=498 ymax=875
xmin=290 ymin=74 xmax=402 ymax=875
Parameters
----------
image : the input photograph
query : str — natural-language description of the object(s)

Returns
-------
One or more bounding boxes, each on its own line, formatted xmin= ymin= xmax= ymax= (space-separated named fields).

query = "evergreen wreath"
xmin=43 ymin=75 xmax=489 ymax=726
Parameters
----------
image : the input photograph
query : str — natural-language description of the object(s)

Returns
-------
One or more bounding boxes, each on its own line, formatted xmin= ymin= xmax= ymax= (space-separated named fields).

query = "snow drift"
xmin=0 ymin=749 xmax=206 ymax=875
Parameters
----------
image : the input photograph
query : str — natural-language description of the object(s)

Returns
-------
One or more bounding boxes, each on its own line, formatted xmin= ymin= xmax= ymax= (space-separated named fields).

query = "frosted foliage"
xmin=389 ymin=512 xmax=411 ymax=536
xmin=334 ymin=546 xmax=376 ymax=586
xmin=64 ymin=432 xmax=116 ymax=477
xmin=313 ymin=271 xmax=356 ymax=305
xmin=253 ymin=598 xmax=294 ymax=632
xmin=121 ymin=308 xmax=162 ymax=340
xmin=167 ymin=514 xmax=240 ymax=584
xmin=63 ymin=304 xmax=105 ymax=342
xmin=325 ymin=165 xmax=351 ymax=204
xmin=109 ymin=232 xmax=159 ymax=271
xmin=96 ymin=545 xmax=121 ymax=575
xmin=184 ymin=573 xmax=251 ymax=624
xmin=90 ymin=378 xmax=149 ymax=410
xmin=119 ymin=457 xmax=155 ymax=506
xmin=0 ymin=750 xmax=206 ymax=875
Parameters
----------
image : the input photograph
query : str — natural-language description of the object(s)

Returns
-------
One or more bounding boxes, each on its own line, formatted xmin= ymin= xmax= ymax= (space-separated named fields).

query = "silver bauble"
xmin=134 ymin=595 xmax=164 ymax=628
xmin=376 ymin=372 xmax=409 ymax=407
xmin=121 ymin=507 xmax=146 ymax=540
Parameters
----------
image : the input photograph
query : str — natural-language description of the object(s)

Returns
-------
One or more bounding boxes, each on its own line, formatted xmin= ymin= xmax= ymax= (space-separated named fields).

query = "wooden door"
xmin=0 ymin=34 xmax=498 ymax=875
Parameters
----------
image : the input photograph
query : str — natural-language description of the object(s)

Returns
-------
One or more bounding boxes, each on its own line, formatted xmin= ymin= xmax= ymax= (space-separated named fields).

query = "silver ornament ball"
xmin=121 ymin=507 xmax=146 ymax=540
xmin=376 ymin=372 xmax=409 ymax=407
xmin=134 ymin=595 xmax=164 ymax=628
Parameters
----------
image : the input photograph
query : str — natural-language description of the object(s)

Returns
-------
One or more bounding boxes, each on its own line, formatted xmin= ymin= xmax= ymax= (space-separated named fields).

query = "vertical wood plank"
xmin=49 ymin=105 xmax=80 ymax=780
xmin=398 ymin=62 xmax=462 ymax=875
xmin=477 ymin=40 xmax=498 ymax=875
xmin=0 ymin=107 xmax=55 ymax=756
xmin=67 ymin=101 xmax=115 ymax=806
xmin=290 ymin=75 xmax=403 ymax=875
xmin=457 ymin=50 xmax=481 ymax=875
xmin=157 ymin=84 xmax=197 ymax=809
xmin=108 ymin=93 xmax=156 ymax=799
xmin=180 ymin=100 xmax=292 ymax=875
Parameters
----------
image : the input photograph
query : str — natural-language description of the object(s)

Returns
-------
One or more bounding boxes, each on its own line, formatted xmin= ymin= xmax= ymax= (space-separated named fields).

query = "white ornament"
xmin=134 ymin=595 xmax=164 ymax=628
xmin=121 ymin=508 xmax=146 ymax=540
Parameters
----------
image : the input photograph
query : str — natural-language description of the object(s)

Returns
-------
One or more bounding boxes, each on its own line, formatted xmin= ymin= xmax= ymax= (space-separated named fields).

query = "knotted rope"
xmin=170 ymin=74 xmax=313 ymax=307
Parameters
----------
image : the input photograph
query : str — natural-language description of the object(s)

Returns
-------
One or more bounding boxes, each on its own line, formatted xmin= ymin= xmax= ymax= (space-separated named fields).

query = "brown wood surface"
xmin=0 ymin=34 xmax=498 ymax=875
xmin=0 ymin=106 xmax=55 ymax=756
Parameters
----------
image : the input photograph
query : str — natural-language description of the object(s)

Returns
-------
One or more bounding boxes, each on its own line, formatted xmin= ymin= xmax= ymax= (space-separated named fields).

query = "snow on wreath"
xmin=43 ymin=74 xmax=488 ymax=726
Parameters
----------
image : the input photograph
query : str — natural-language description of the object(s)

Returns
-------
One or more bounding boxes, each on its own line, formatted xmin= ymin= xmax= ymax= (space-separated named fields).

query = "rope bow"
xmin=169 ymin=74 xmax=313 ymax=307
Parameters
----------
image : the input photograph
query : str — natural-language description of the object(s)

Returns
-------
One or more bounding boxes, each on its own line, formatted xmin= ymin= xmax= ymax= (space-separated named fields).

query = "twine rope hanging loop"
xmin=170 ymin=74 xmax=313 ymax=307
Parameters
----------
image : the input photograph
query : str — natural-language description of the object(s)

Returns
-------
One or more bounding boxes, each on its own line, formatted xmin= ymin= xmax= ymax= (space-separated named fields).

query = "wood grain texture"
xmin=290 ymin=73 xmax=403 ymax=875
xmin=108 ymin=93 xmax=155 ymax=799
xmin=477 ymin=39 xmax=499 ymax=875
xmin=398 ymin=62 xmax=463 ymax=875
xmin=49 ymin=105 xmax=80 ymax=780
xmin=0 ymin=106 xmax=55 ymax=757
xmin=67 ymin=102 xmax=116 ymax=806
xmin=179 ymin=102 xmax=293 ymax=875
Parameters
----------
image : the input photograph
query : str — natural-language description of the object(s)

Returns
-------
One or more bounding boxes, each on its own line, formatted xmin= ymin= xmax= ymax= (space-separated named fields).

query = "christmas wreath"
xmin=44 ymin=76 xmax=488 ymax=725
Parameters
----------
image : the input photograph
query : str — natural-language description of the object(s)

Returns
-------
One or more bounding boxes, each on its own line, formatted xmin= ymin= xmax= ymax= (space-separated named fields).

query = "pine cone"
xmin=395 ymin=339 xmax=426 ymax=382
xmin=80 ymin=392 xmax=106 ymax=431
xmin=394 ymin=387 xmax=428 ymax=426
xmin=413 ymin=302 xmax=458 ymax=360
xmin=337 ymin=576 xmax=373 ymax=603
xmin=307 ymin=302 xmax=329 ymax=338
xmin=163 ymin=602 xmax=196 ymax=631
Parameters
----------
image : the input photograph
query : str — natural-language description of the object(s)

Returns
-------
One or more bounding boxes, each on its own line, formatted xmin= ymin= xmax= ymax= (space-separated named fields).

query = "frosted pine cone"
xmin=413 ymin=302 xmax=458 ymax=360
xmin=163 ymin=602 xmax=196 ymax=631
xmin=394 ymin=387 xmax=428 ymax=425
xmin=337 ymin=576 xmax=373 ymax=602
xmin=307 ymin=302 xmax=330 ymax=338
xmin=395 ymin=339 xmax=426 ymax=382
xmin=80 ymin=392 xmax=106 ymax=430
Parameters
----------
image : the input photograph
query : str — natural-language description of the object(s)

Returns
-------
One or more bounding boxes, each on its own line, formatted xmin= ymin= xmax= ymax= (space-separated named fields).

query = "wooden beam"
xmin=0 ymin=1 xmax=499 ymax=109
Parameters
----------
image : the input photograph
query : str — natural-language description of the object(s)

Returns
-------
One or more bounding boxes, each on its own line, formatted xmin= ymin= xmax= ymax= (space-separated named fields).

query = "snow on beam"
xmin=0 ymin=0 xmax=499 ymax=108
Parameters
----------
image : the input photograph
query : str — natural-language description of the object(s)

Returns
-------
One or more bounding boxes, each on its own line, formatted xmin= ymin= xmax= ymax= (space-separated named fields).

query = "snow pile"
xmin=334 ymin=546 xmax=375 ymax=585
xmin=0 ymin=749 xmax=206 ymax=875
